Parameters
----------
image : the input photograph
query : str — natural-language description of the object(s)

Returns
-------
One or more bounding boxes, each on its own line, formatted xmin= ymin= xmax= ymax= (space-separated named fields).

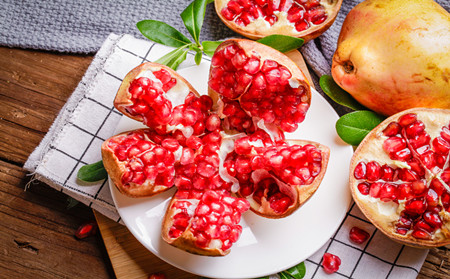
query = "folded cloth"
xmin=24 ymin=33 xmax=429 ymax=278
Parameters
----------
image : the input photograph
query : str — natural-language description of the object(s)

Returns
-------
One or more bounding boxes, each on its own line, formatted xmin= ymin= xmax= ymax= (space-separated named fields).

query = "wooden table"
xmin=0 ymin=46 xmax=448 ymax=278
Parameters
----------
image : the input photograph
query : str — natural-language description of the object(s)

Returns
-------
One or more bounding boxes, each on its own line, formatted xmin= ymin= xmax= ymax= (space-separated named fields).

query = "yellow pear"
xmin=332 ymin=0 xmax=450 ymax=116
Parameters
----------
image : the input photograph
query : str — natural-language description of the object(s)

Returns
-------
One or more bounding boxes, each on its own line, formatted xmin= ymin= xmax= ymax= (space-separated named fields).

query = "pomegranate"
xmin=332 ymin=0 xmax=450 ymax=116
xmin=102 ymin=44 xmax=330 ymax=255
xmin=115 ymin=62 xmax=212 ymax=138
xmin=215 ymin=0 xmax=343 ymax=42
xmin=349 ymin=226 xmax=370 ymax=244
xmin=209 ymin=39 xmax=311 ymax=133
xmin=350 ymin=108 xmax=450 ymax=247
xmin=224 ymin=130 xmax=330 ymax=218
xmin=322 ymin=252 xmax=341 ymax=274
xmin=74 ymin=220 xmax=98 ymax=239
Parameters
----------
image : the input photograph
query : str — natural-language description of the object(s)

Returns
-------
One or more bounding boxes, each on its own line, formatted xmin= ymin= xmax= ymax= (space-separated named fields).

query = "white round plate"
xmin=109 ymin=61 xmax=353 ymax=279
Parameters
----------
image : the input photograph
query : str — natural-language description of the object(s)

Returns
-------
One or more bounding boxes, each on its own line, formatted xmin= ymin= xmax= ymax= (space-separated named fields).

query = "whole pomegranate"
xmin=331 ymin=0 xmax=450 ymax=116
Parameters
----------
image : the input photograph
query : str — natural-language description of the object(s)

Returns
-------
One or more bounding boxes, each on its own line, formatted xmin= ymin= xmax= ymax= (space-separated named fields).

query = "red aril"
xmin=75 ymin=220 xmax=98 ymax=239
xmin=350 ymin=108 xmax=450 ymax=248
xmin=349 ymin=226 xmax=370 ymax=244
xmin=215 ymin=0 xmax=343 ymax=42
xmin=322 ymin=253 xmax=341 ymax=274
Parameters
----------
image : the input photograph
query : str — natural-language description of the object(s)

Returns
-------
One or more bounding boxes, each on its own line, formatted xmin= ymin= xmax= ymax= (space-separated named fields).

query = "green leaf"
xmin=319 ymin=75 xmax=366 ymax=111
xmin=156 ymin=44 xmax=190 ymax=70
xmin=202 ymin=40 xmax=223 ymax=56
xmin=336 ymin=111 xmax=385 ymax=146
xmin=180 ymin=0 xmax=209 ymax=45
xmin=257 ymin=35 xmax=304 ymax=53
xmin=279 ymin=262 xmax=306 ymax=279
xmin=137 ymin=20 xmax=192 ymax=47
xmin=77 ymin=160 xmax=108 ymax=182
xmin=166 ymin=49 xmax=189 ymax=70
xmin=194 ymin=50 xmax=203 ymax=65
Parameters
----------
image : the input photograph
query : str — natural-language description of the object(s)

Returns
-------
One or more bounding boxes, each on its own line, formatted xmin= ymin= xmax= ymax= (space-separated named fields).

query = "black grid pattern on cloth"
xmin=304 ymin=202 xmax=421 ymax=279
xmin=39 ymin=34 xmax=427 ymax=276
xmin=49 ymin=39 xmax=157 ymax=219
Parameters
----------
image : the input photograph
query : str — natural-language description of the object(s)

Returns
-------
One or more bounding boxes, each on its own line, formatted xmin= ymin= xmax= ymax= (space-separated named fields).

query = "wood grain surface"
xmin=0 ymin=45 xmax=448 ymax=279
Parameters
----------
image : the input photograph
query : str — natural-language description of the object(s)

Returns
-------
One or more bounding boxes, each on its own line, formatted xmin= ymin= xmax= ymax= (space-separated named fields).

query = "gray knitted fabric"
xmin=1 ymin=0 xmax=449 ymax=116
xmin=0 ymin=0 xmax=236 ymax=53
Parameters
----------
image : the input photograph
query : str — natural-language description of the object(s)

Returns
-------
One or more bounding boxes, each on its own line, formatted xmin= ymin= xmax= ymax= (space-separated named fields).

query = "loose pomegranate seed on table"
xmin=349 ymin=226 xmax=370 ymax=244
xmin=74 ymin=220 xmax=98 ymax=239
xmin=322 ymin=252 xmax=341 ymax=274
xmin=350 ymin=108 xmax=450 ymax=247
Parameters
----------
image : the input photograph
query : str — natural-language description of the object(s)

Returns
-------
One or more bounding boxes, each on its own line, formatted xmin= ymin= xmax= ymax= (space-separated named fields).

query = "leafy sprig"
xmin=319 ymin=75 xmax=385 ymax=146
xmin=137 ymin=0 xmax=304 ymax=70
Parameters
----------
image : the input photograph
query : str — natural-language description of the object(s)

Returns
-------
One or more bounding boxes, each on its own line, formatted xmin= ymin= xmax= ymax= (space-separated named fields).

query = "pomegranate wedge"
xmin=350 ymin=108 xmax=450 ymax=247
xmin=209 ymin=39 xmax=311 ymax=133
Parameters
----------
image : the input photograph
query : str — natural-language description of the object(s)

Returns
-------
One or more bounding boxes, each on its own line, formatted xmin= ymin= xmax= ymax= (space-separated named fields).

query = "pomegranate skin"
xmin=332 ymin=0 xmax=450 ymax=116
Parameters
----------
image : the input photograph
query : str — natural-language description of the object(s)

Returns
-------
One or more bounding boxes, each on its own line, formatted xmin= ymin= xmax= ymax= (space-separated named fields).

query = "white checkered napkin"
xmin=24 ymin=33 xmax=429 ymax=278
xmin=23 ymin=33 xmax=205 ymax=221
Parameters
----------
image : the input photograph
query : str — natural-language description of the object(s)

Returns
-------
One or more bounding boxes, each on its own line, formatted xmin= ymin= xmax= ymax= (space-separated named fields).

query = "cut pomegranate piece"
xmin=214 ymin=0 xmax=343 ymax=42
xmin=162 ymin=190 xmax=249 ymax=256
xmin=115 ymin=62 xmax=211 ymax=137
xmin=350 ymin=108 xmax=450 ymax=248
xmin=209 ymin=39 xmax=312 ymax=134
xmin=226 ymin=130 xmax=330 ymax=218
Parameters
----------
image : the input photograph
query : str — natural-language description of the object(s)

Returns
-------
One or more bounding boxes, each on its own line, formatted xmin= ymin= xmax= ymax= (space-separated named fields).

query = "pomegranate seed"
xmin=357 ymin=182 xmax=370 ymax=195
xmin=366 ymin=161 xmax=381 ymax=181
xmin=322 ymin=253 xmax=341 ymax=274
xmin=369 ymin=182 xmax=382 ymax=198
xmin=398 ymin=113 xmax=417 ymax=127
xmin=148 ymin=272 xmax=166 ymax=279
xmin=405 ymin=198 xmax=427 ymax=215
xmin=382 ymin=122 xmax=401 ymax=136
xmin=412 ymin=229 xmax=431 ymax=240
xmin=75 ymin=220 xmax=98 ymax=239
xmin=423 ymin=211 xmax=442 ymax=228
xmin=349 ymin=227 xmax=370 ymax=244
xmin=268 ymin=193 xmax=292 ymax=213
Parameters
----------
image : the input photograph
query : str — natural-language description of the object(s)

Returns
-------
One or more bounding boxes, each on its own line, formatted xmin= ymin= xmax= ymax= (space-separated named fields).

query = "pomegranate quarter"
xmin=350 ymin=108 xmax=450 ymax=248
xmin=215 ymin=0 xmax=343 ymax=41
xmin=102 ymin=40 xmax=330 ymax=256
xmin=209 ymin=39 xmax=312 ymax=133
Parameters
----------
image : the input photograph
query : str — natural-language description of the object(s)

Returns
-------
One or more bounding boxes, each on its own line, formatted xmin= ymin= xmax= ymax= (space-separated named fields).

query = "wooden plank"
xmin=95 ymin=211 xmax=199 ymax=279
xmin=0 ymin=160 xmax=113 ymax=279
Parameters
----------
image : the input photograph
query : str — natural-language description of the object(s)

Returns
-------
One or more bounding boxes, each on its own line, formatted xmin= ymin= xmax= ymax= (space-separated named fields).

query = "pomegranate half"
xmin=215 ymin=0 xmax=343 ymax=41
xmin=350 ymin=108 xmax=450 ymax=247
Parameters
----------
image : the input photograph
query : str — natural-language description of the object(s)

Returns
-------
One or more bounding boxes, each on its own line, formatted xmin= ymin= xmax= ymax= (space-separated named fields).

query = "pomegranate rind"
xmin=101 ymin=130 xmax=173 ymax=198
xmin=214 ymin=0 xmax=343 ymax=42
xmin=208 ymin=39 xmax=312 ymax=133
xmin=350 ymin=108 xmax=450 ymax=248
xmin=238 ymin=139 xmax=330 ymax=219
xmin=114 ymin=62 xmax=201 ymax=124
